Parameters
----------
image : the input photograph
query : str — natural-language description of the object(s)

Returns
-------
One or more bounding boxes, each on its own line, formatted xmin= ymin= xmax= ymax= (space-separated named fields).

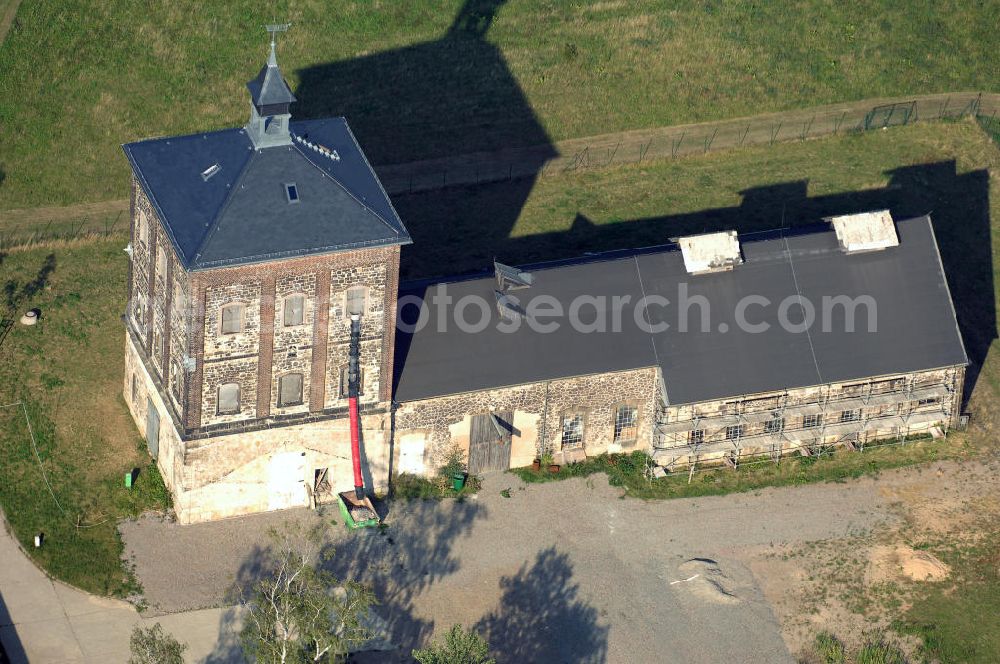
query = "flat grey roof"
xmin=123 ymin=117 xmax=410 ymax=271
xmin=393 ymin=216 xmax=967 ymax=404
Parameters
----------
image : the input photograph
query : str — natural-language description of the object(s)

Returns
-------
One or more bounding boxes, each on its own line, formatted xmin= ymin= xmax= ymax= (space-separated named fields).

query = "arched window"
xmin=217 ymin=383 xmax=240 ymax=415
xmin=345 ymin=286 xmax=367 ymax=318
xmin=278 ymin=373 xmax=304 ymax=407
xmin=283 ymin=294 xmax=305 ymax=327
xmin=220 ymin=303 xmax=244 ymax=335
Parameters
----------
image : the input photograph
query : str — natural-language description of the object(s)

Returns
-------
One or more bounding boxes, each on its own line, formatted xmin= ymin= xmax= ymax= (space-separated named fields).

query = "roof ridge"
xmin=191 ymin=144 xmax=257 ymax=267
xmin=340 ymin=121 xmax=409 ymax=236
xmin=123 ymin=147 xmax=188 ymax=264
xmin=289 ymin=137 xmax=402 ymax=237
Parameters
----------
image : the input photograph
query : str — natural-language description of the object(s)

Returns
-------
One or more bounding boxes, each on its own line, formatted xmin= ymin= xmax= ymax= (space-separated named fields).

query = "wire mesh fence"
xmin=0 ymin=205 xmax=127 ymax=251
xmin=1 ymin=92 xmax=997 ymax=248
xmin=378 ymin=91 xmax=998 ymax=194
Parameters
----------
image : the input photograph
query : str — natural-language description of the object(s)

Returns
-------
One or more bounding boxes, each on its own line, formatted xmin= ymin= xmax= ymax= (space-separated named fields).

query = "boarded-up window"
xmin=613 ymin=405 xmax=638 ymax=443
xmin=170 ymin=363 xmax=182 ymax=402
xmin=339 ymin=365 xmax=364 ymax=398
xmin=345 ymin=286 xmax=367 ymax=317
xmin=560 ymin=413 xmax=585 ymax=448
xmin=218 ymin=383 xmax=240 ymax=414
xmin=221 ymin=303 xmax=243 ymax=334
xmin=283 ymin=295 xmax=305 ymax=327
xmin=279 ymin=373 xmax=304 ymax=407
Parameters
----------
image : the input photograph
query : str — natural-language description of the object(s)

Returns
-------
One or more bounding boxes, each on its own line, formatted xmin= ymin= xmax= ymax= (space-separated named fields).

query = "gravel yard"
xmin=118 ymin=459 xmax=970 ymax=664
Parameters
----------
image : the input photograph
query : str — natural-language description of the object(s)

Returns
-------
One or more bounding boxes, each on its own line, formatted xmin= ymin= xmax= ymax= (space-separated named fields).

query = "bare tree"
xmin=236 ymin=526 xmax=375 ymax=663
xmin=128 ymin=623 xmax=186 ymax=664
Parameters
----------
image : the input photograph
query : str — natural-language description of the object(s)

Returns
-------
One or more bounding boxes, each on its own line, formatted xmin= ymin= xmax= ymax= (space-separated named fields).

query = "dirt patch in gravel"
xmin=867 ymin=545 xmax=950 ymax=584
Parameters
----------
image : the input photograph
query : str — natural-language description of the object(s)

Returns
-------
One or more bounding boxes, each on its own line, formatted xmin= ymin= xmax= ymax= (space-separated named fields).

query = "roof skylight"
xmin=201 ymin=163 xmax=222 ymax=181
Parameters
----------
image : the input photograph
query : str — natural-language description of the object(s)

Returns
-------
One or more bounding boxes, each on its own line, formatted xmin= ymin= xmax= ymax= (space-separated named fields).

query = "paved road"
xmin=122 ymin=469 xmax=908 ymax=663
xmin=0 ymin=518 xmax=240 ymax=663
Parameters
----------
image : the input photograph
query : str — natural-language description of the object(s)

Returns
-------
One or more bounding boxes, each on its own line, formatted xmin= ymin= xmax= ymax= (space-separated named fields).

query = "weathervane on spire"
xmin=264 ymin=23 xmax=291 ymax=65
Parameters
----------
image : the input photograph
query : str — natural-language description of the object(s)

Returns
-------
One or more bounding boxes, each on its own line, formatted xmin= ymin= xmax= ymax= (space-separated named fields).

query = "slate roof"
xmin=122 ymin=117 xmax=410 ymax=270
xmin=246 ymin=50 xmax=297 ymax=107
xmin=393 ymin=216 xmax=968 ymax=404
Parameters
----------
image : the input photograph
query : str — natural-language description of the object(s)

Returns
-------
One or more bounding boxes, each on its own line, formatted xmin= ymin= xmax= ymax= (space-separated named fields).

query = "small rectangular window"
xmin=218 ymin=383 xmax=240 ymax=415
xmin=763 ymin=417 xmax=784 ymax=434
xmin=283 ymin=295 xmax=305 ymax=327
xmin=221 ymin=304 xmax=243 ymax=335
xmin=917 ymin=397 xmax=939 ymax=406
xmin=560 ymin=413 xmax=585 ymax=448
xmin=345 ymin=286 xmax=367 ymax=318
xmin=285 ymin=183 xmax=299 ymax=203
xmin=689 ymin=429 xmax=704 ymax=444
xmin=131 ymin=374 xmax=138 ymax=404
xmin=279 ymin=373 xmax=304 ymax=407
xmin=613 ymin=405 xmax=638 ymax=443
xmin=840 ymin=409 xmax=862 ymax=423
xmin=803 ymin=414 xmax=823 ymax=428
xmin=339 ymin=365 xmax=365 ymax=398
xmin=725 ymin=424 xmax=744 ymax=440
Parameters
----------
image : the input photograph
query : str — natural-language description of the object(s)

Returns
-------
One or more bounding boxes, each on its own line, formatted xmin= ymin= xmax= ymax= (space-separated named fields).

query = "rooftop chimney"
xmin=678 ymin=230 xmax=742 ymax=275
xmin=827 ymin=210 xmax=899 ymax=253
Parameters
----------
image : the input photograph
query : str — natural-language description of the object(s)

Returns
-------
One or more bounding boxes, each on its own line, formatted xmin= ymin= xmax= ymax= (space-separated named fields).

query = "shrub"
xmin=128 ymin=623 xmax=186 ymax=664
xmin=814 ymin=631 xmax=847 ymax=664
xmin=413 ymin=624 xmax=494 ymax=664
xmin=856 ymin=631 xmax=906 ymax=664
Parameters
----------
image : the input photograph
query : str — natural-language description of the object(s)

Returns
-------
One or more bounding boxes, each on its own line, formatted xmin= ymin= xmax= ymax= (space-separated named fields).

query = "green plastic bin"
xmin=337 ymin=493 xmax=379 ymax=530
xmin=452 ymin=472 xmax=466 ymax=491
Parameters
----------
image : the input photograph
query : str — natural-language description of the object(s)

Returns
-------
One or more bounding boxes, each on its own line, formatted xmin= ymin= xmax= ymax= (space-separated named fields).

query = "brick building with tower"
xmin=123 ymin=38 xmax=968 ymax=524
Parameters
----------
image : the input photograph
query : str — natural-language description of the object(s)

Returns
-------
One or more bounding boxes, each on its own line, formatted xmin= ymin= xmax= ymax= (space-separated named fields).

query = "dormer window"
xmin=285 ymin=183 xmax=299 ymax=204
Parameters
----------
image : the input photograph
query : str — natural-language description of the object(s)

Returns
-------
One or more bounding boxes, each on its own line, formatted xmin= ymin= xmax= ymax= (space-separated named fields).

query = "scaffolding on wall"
xmin=651 ymin=368 xmax=963 ymax=470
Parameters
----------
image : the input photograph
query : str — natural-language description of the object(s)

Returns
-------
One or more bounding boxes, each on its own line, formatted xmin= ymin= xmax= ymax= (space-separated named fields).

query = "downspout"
xmin=348 ymin=314 xmax=365 ymax=500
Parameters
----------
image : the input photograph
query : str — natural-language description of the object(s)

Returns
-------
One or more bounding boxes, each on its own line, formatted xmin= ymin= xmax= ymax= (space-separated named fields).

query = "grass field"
xmin=1 ymin=120 xmax=997 ymax=602
xmin=0 ymin=0 xmax=997 ymax=209
xmin=0 ymin=241 xmax=170 ymax=597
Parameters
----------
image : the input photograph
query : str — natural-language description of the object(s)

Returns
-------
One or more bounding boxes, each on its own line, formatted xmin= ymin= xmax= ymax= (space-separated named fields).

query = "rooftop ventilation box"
xmin=678 ymin=230 xmax=743 ymax=275
xmin=827 ymin=210 xmax=899 ymax=253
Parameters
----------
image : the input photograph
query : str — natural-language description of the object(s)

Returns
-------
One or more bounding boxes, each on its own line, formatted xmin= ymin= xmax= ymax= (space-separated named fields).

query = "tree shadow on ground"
xmin=394 ymin=161 xmax=994 ymax=405
xmin=3 ymin=253 xmax=55 ymax=312
xmin=474 ymin=547 xmax=608 ymax=664
xmin=202 ymin=499 xmax=486 ymax=661
xmin=321 ymin=499 xmax=486 ymax=653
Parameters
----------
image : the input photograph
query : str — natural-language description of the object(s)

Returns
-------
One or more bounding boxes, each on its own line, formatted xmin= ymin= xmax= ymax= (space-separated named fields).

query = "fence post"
xmin=799 ymin=116 xmax=814 ymax=140
xmin=703 ymin=128 xmax=718 ymax=153
xmin=671 ymin=132 xmax=685 ymax=157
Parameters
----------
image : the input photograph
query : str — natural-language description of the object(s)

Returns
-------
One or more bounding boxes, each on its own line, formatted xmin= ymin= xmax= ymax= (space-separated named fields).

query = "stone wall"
xmin=394 ymin=367 xmax=659 ymax=474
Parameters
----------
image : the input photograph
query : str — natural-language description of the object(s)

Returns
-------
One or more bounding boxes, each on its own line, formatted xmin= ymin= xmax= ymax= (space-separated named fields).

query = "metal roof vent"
xmin=494 ymin=290 xmax=526 ymax=320
xmin=826 ymin=210 xmax=899 ymax=253
xmin=678 ymin=230 xmax=742 ymax=275
xmin=495 ymin=260 xmax=533 ymax=290
xmin=201 ymin=163 xmax=222 ymax=181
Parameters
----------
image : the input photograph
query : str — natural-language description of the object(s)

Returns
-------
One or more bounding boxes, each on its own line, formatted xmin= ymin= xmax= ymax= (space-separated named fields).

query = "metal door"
xmin=145 ymin=398 xmax=159 ymax=459
xmin=468 ymin=411 xmax=513 ymax=474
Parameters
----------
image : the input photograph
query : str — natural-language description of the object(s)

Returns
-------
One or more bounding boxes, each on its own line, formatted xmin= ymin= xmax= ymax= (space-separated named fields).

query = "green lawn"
xmin=0 ymin=0 xmax=998 ymax=208
xmin=0 ymin=241 xmax=170 ymax=597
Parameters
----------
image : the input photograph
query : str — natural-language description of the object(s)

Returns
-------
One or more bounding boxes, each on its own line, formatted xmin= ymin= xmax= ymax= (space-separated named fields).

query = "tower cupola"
xmin=245 ymin=24 xmax=297 ymax=149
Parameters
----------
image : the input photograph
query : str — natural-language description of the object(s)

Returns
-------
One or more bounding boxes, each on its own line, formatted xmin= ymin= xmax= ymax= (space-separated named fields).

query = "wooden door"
xmin=468 ymin=411 xmax=513 ymax=474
